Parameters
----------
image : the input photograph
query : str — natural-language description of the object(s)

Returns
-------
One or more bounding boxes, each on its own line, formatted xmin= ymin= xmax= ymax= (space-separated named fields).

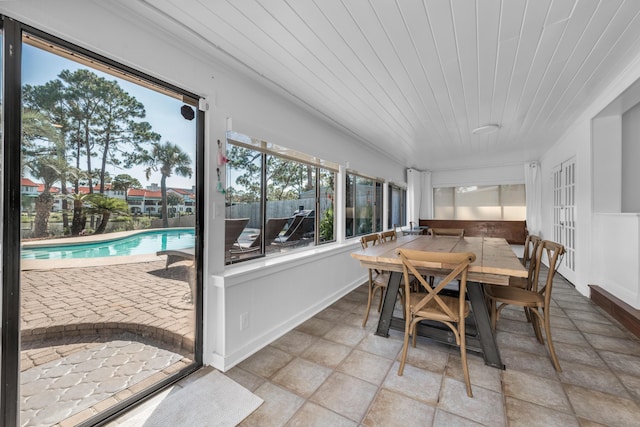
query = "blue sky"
xmin=22 ymin=43 xmax=197 ymax=190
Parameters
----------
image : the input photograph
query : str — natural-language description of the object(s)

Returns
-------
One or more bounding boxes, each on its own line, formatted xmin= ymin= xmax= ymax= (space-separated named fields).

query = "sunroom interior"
xmin=2 ymin=1 xmax=640 ymax=426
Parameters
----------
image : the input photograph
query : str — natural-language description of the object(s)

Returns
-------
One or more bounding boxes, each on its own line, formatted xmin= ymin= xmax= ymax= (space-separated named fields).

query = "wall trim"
xmin=589 ymin=285 xmax=640 ymax=339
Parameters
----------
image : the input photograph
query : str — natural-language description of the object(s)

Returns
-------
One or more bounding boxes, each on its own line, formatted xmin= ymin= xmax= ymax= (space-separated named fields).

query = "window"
xmin=345 ymin=172 xmax=383 ymax=238
xmin=225 ymin=133 xmax=336 ymax=264
xmin=434 ymin=184 xmax=526 ymax=220
xmin=388 ymin=184 xmax=406 ymax=229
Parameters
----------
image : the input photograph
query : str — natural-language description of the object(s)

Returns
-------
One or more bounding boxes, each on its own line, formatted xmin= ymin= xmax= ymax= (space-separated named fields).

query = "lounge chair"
xmin=225 ymin=218 xmax=250 ymax=262
xmin=273 ymin=216 xmax=314 ymax=246
xmin=157 ymin=247 xmax=195 ymax=269
xmin=157 ymin=218 xmax=250 ymax=266
xmin=231 ymin=217 xmax=289 ymax=253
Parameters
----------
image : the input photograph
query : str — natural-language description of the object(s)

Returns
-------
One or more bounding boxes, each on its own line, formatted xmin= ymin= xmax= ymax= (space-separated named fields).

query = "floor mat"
xmin=116 ymin=369 xmax=263 ymax=426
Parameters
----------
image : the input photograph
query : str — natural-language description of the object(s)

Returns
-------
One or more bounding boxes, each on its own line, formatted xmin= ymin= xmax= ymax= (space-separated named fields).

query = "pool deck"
xmin=21 ymin=252 xmax=166 ymax=270
xmin=20 ymin=258 xmax=196 ymax=426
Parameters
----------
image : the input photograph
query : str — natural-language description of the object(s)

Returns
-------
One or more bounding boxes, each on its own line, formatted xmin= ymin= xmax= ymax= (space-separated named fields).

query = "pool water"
xmin=21 ymin=229 xmax=196 ymax=260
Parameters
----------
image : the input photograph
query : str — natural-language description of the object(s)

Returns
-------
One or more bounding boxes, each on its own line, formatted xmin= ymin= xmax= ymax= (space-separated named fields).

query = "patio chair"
xmin=225 ymin=218 xmax=250 ymax=262
xmin=397 ymin=248 xmax=476 ymax=397
xmin=230 ymin=217 xmax=289 ymax=254
xmin=157 ymin=247 xmax=195 ymax=269
xmin=273 ymin=216 xmax=314 ymax=246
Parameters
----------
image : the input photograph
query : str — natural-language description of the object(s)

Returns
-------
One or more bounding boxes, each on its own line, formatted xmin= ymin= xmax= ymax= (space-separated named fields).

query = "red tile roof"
xmin=127 ymin=189 xmax=162 ymax=199
xmin=21 ymin=178 xmax=39 ymax=187
xmin=38 ymin=184 xmax=60 ymax=194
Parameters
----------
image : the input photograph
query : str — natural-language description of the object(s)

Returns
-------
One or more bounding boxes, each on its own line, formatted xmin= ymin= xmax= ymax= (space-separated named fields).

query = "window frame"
xmin=225 ymin=134 xmax=337 ymax=264
xmin=345 ymin=170 xmax=384 ymax=239
xmin=387 ymin=183 xmax=407 ymax=229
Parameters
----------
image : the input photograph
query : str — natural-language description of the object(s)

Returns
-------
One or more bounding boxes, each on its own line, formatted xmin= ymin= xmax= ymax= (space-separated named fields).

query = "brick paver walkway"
xmin=20 ymin=259 xmax=196 ymax=426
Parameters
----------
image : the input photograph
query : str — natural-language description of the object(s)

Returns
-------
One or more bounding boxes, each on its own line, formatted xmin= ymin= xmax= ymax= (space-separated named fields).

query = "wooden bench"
xmin=418 ymin=220 xmax=528 ymax=245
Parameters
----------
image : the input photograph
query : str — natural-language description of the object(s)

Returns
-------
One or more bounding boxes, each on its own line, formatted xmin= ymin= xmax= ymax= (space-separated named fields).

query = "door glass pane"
xmin=20 ymin=34 xmax=198 ymax=426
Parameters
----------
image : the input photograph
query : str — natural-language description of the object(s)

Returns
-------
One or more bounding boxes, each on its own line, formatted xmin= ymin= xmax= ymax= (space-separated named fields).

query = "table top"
xmin=350 ymin=235 xmax=527 ymax=286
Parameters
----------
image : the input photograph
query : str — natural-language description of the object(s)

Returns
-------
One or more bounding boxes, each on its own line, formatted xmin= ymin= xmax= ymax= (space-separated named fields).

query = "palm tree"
xmin=85 ymin=194 xmax=129 ymax=234
xmin=22 ymin=110 xmax=63 ymax=238
xmin=140 ymin=141 xmax=192 ymax=228
xmin=69 ymin=193 xmax=88 ymax=236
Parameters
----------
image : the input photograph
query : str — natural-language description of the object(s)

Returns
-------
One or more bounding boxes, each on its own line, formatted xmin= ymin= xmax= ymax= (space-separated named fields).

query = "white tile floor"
xmin=222 ymin=270 xmax=640 ymax=426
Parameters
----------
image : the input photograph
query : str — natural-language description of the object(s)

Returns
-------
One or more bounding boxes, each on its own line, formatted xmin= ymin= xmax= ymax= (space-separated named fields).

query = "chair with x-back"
xmin=360 ymin=233 xmax=394 ymax=327
xmin=485 ymin=240 xmax=565 ymax=371
xmin=397 ymin=248 xmax=477 ymax=397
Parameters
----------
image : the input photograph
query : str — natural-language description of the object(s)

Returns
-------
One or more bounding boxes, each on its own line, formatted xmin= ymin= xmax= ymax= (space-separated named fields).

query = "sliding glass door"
xmin=2 ymin=18 xmax=203 ymax=427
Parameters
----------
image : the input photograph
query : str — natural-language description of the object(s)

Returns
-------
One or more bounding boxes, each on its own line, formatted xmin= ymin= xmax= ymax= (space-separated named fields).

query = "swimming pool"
xmin=21 ymin=229 xmax=196 ymax=260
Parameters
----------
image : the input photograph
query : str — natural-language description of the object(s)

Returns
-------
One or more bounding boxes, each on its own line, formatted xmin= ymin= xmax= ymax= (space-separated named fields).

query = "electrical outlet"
xmin=240 ymin=312 xmax=249 ymax=330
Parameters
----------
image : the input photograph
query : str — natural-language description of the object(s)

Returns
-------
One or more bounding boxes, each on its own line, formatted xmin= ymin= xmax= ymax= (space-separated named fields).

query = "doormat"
xmin=118 ymin=369 xmax=263 ymax=426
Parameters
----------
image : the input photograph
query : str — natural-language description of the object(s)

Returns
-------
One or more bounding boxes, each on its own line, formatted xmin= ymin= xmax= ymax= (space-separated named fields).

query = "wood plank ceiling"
xmin=133 ymin=0 xmax=640 ymax=170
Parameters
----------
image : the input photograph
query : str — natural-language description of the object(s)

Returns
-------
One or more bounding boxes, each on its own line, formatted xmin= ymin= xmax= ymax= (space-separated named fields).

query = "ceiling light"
xmin=472 ymin=124 xmax=500 ymax=135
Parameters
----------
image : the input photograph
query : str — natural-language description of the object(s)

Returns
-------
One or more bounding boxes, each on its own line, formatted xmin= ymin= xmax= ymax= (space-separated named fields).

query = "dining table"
xmin=350 ymin=234 xmax=528 ymax=369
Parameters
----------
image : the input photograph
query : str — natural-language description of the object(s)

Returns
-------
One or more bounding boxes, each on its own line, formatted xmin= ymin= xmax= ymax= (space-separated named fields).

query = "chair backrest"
xmin=532 ymin=240 xmax=565 ymax=304
xmin=397 ymin=249 xmax=476 ymax=319
xmin=360 ymin=233 xmax=380 ymax=249
xmin=225 ymin=218 xmax=250 ymax=254
xmin=286 ymin=216 xmax=314 ymax=241
xmin=281 ymin=215 xmax=304 ymax=238
xmin=379 ymin=229 xmax=397 ymax=242
xmin=519 ymin=235 xmax=541 ymax=290
xmin=249 ymin=217 xmax=289 ymax=248
xmin=428 ymin=227 xmax=465 ymax=237
xmin=522 ymin=234 xmax=542 ymax=267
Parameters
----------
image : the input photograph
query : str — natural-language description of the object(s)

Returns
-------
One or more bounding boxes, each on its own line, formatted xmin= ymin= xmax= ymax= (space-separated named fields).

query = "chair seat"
xmin=485 ymin=285 xmax=544 ymax=307
xmin=408 ymin=293 xmax=469 ymax=322
xmin=372 ymin=271 xmax=390 ymax=287
xmin=508 ymin=276 xmax=529 ymax=289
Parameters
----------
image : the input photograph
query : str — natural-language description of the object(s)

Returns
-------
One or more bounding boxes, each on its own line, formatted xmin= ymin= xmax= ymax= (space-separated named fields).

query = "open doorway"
xmin=1 ymin=21 xmax=203 ymax=426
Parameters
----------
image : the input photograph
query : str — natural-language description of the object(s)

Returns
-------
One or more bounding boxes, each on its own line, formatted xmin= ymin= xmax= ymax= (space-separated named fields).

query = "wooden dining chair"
xmin=485 ymin=240 xmax=566 ymax=371
xmin=509 ymin=234 xmax=542 ymax=289
xmin=360 ymin=233 xmax=391 ymax=327
xmin=397 ymin=248 xmax=477 ymax=397
xmin=425 ymin=228 xmax=465 ymax=287
xmin=379 ymin=229 xmax=397 ymax=242
xmin=427 ymin=227 xmax=465 ymax=237
xmin=521 ymin=234 xmax=541 ymax=266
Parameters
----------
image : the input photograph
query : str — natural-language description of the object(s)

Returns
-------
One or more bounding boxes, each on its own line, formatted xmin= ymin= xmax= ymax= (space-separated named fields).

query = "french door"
xmin=552 ymin=157 xmax=576 ymax=283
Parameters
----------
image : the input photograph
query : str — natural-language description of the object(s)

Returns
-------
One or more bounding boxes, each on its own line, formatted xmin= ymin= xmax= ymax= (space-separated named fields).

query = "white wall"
xmin=539 ymin=51 xmax=640 ymax=305
xmin=0 ymin=1 xmax=403 ymax=370
xmin=622 ymin=103 xmax=640 ymax=212
xmin=592 ymin=214 xmax=640 ymax=308
xmin=592 ymin=115 xmax=622 ymax=213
